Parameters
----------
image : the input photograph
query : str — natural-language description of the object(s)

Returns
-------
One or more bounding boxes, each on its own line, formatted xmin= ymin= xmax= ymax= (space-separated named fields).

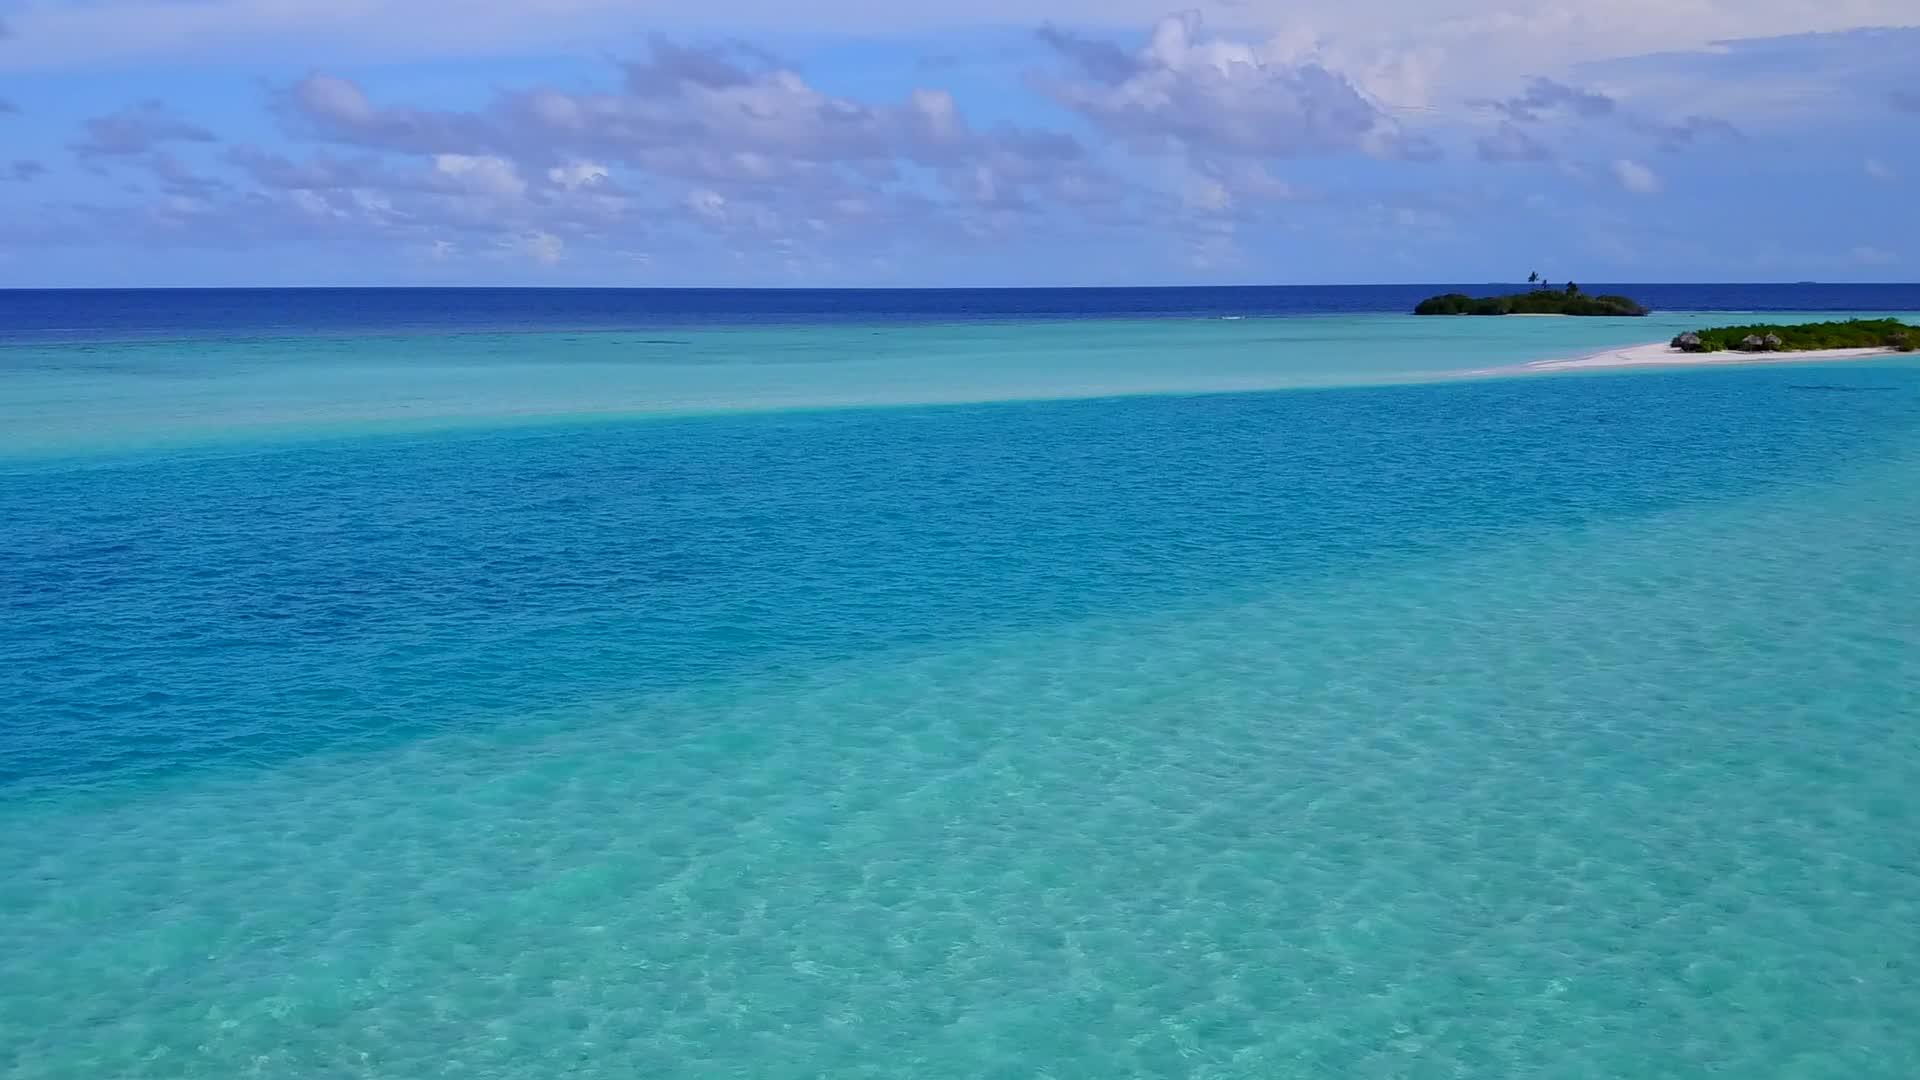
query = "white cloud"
xmin=1039 ymin=13 xmax=1434 ymax=166
xmin=547 ymin=161 xmax=610 ymax=190
xmin=1611 ymin=158 xmax=1661 ymax=194
xmin=13 ymin=12 xmax=1919 ymax=284
xmin=293 ymin=73 xmax=373 ymax=126
xmin=286 ymin=51 xmax=1081 ymax=179
xmin=432 ymin=154 xmax=525 ymax=198
xmin=1864 ymin=157 xmax=1895 ymax=182
xmin=260 ymin=40 xmax=1112 ymax=269
xmin=685 ymin=188 xmax=728 ymax=222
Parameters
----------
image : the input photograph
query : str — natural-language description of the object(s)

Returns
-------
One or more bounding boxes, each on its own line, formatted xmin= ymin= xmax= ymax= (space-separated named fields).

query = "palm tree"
xmin=1566 ymin=281 xmax=1580 ymax=295
xmin=1527 ymin=271 xmax=1540 ymax=286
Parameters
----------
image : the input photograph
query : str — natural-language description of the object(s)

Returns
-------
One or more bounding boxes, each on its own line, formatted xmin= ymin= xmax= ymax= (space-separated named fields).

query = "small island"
xmin=1415 ymin=276 xmax=1648 ymax=317
xmin=1672 ymin=318 xmax=1918 ymax=354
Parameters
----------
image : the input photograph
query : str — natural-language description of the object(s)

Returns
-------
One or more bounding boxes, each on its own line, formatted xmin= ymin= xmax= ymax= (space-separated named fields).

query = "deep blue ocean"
xmin=3 ymin=286 xmax=1919 ymax=1077
xmin=5 ymin=283 xmax=1920 ymax=343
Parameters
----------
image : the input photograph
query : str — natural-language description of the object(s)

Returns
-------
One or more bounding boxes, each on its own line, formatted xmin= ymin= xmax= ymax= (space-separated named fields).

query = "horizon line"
xmin=3 ymin=280 xmax=1912 ymax=293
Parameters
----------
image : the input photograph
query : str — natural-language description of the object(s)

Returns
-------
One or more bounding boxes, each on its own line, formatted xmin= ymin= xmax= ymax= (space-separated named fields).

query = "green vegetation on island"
xmin=1671 ymin=318 xmax=1919 ymax=354
xmin=1415 ymin=278 xmax=1648 ymax=317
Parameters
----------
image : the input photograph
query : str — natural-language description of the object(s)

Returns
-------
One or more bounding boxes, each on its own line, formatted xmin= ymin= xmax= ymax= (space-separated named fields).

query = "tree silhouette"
xmin=1527 ymin=271 xmax=1540 ymax=286
xmin=1565 ymin=281 xmax=1580 ymax=295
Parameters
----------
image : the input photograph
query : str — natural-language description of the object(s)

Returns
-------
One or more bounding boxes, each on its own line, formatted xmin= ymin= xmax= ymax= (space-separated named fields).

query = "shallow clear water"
xmin=4 ymin=298 xmax=1920 ymax=1077
xmin=6 ymin=309 xmax=1917 ymax=458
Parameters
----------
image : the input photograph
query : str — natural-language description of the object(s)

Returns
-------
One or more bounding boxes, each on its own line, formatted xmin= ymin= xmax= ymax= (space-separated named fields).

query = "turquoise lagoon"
xmin=1 ymin=310 xmax=1882 ymax=459
xmin=3 ymin=304 xmax=1919 ymax=1077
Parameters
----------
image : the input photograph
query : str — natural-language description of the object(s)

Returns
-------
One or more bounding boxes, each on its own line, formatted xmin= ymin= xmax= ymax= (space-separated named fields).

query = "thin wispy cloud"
xmin=1475 ymin=122 xmax=1552 ymax=163
xmin=1635 ymin=114 xmax=1741 ymax=151
xmin=1477 ymin=78 xmax=1615 ymax=123
xmin=1471 ymin=74 xmax=1738 ymax=158
xmin=72 ymin=101 xmax=216 ymax=157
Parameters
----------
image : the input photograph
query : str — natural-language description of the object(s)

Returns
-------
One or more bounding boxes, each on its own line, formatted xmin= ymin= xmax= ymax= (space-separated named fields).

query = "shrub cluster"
xmin=1671 ymin=318 xmax=1919 ymax=353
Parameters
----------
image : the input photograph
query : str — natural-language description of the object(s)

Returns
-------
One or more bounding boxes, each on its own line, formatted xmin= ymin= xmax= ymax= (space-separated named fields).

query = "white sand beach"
xmin=1469 ymin=342 xmax=1903 ymax=378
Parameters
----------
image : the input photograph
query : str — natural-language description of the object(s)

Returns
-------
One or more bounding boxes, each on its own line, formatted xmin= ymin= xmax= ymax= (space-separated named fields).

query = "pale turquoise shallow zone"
xmin=5 ymin=310 xmax=1913 ymax=458
xmin=2 ymin=321 xmax=1919 ymax=1078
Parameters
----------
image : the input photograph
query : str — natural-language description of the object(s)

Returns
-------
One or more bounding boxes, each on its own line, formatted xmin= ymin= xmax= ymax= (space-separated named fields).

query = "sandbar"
xmin=1469 ymin=341 xmax=1902 ymax=378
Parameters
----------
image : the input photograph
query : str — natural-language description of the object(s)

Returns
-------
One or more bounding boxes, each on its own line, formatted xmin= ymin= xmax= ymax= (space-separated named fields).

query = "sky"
xmin=0 ymin=0 xmax=1916 ymax=286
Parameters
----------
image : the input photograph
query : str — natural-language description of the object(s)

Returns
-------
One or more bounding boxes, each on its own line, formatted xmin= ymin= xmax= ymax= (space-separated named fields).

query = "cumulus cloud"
xmin=284 ymin=38 xmax=1083 ymax=186
xmin=548 ymin=161 xmax=610 ymax=190
xmin=1028 ymin=14 xmax=1432 ymax=266
xmin=266 ymin=146 xmax=619 ymax=231
xmin=1612 ymin=158 xmax=1661 ymax=194
xmin=1037 ymin=14 xmax=1435 ymax=161
xmin=284 ymin=73 xmax=493 ymax=154
xmin=262 ymin=36 xmax=1118 ymax=266
xmin=0 ymin=35 xmax=1126 ymax=274
xmin=280 ymin=45 xmax=1089 ymax=214
xmin=14 ymin=13 xmax=1912 ymax=282
xmin=72 ymin=101 xmax=216 ymax=156
xmin=433 ymin=153 xmax=526 ymax=199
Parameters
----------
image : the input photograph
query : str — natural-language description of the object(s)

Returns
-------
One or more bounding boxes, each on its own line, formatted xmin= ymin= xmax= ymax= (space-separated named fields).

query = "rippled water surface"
xmin=3 ymin=300 xmax=1920 ymax=1077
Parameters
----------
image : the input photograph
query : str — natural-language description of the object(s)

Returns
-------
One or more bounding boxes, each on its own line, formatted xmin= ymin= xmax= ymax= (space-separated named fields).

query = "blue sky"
xmin=0 ymin=1 xmax=1915 ymax=286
